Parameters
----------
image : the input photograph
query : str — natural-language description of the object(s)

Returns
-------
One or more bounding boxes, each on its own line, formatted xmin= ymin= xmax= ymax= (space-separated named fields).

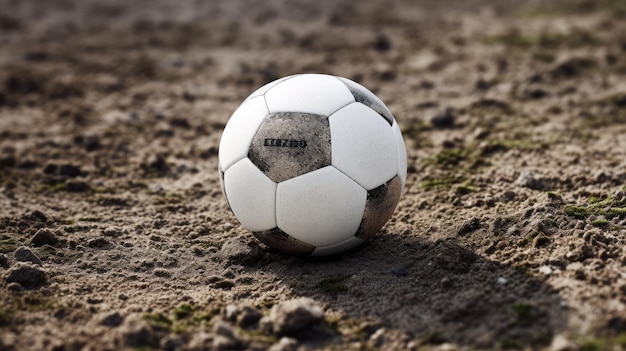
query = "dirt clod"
xmin=263 ymin=298 xmax=324 ymax=336
xmin=30 ymin=229 xmax=58 ymax=247
xmin=13 ymin=246 xmax=43 ymax=266
xmin=4 ymin=262 xmax=48 ymax=288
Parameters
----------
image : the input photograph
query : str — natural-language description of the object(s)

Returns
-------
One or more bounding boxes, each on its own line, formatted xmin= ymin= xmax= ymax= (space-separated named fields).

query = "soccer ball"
xmin=218 ymin=74 xmax=407 ymax=256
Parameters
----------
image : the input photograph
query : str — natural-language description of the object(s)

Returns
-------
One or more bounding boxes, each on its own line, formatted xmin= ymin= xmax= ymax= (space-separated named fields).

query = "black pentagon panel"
xmin=356 ymin=175 xmax=402 ymax=239
xmin=339 ymin=78 xmax=394 ymax=126
xmin=253 ymin=228 xmax=316 ymax=255
xmin=248 ymin=112 xmax=331 ymax=183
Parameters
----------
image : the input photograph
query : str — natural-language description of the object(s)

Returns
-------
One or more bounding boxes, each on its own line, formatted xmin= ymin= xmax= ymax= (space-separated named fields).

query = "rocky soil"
xmin=1 ymin=0 xmax=626 ymax=350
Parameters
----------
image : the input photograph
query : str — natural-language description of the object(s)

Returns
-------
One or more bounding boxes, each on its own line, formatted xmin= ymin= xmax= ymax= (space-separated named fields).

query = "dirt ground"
xmin=1 ymin=0 xmax=626 ymax=350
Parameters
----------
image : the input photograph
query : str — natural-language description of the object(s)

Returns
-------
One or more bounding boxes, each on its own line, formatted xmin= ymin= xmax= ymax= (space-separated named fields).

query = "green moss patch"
xmin=0 ymin=237 xmax=19 ymax=254
xmin=317 ymin=274 xmax=350 ymax=294
xmin=564 ymin=196 xmax=626 ymax=220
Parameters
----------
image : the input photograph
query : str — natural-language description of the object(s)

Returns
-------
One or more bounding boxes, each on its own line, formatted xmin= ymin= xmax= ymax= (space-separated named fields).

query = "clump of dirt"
xmin=1 ymin=0 xmax=626 ymax=350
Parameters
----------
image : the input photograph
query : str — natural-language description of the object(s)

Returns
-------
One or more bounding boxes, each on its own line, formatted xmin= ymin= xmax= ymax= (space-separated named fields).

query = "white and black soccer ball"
xmin=218 ymin=74 xmax=407 ymax=256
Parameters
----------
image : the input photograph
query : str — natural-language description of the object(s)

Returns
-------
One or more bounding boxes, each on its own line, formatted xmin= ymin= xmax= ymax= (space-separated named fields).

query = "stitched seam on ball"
xmin=327 ymin=101 xmax=359 ymax=119
xmin=330 ymin=165 xmax=366 ymax=192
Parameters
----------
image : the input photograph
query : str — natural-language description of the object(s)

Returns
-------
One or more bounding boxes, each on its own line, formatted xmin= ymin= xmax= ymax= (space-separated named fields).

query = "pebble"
xmin=225 ymin=304 xmax=262 ymax=328
xmin=213 ymin=335 xmax=241 ymax=351
xmin=269 ymin=337 xmax=298 ymax=351
xmin=98 ymin=311 xmax=124 ymax=327
xmin=516 ymin=169 xmax=543 ymax=190
xmin=264 ymin=298 xmax=323 ymax=336
xmin=87 ymin=237 xmax=114 ymax=249
xmin=160 ymin=335 xmax=185 ymax=351
xmin=212 ymin=322 xmax=242 ymax=351
xmin=0 ymin=253 xmax=7 ymax=267
xmin=497 ymin=277 xmax=508 ymax=285
xmin=550 ymin=333 xmax=576 ymax=351
xmin=84 ymin=134 xmax=101 ymax=151
xmin=539 ymin=265 xmax=553 ymax=275
xmin=13 ymin=246 xmax=43 ymax=266
xmin=118 ymin=315 xmax=159 ymax=348
xmin=430 ymin=108 xmax=455 ymax=128
xmin=187 ymin=332 xmax=213 ymax=351
xmin=218 ymin=236 xmax=264 ymax=266
xmin=4 ymin=262 xmax=48 ymax=288
xmin=7 ymin=282 xmax=23 ymax=292
xmin=58 ymin=164 xmax=83 ymax=178
xmin=30 ymin=228 xmax=58 ymax=247
xmin=213 ymin=321 xmax=237 ymax=339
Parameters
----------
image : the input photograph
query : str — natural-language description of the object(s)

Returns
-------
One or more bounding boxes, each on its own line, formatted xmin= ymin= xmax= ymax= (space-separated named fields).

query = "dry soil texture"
xmin=1 ymin=0 xmax=626 ymax=350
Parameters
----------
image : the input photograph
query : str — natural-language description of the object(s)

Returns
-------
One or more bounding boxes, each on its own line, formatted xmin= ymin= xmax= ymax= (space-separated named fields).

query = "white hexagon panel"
xmin=265 ymin=74 xmax=355 ymax=116
xmin=223 ymin=158 xmax=277 ymax=232
xmin=276 ymin=166 xmax=367 ymax=247
xmin=218 ymin=96 xmax=269 ymax=172
xmin=329 ymin=102 xmax=399 ymax=190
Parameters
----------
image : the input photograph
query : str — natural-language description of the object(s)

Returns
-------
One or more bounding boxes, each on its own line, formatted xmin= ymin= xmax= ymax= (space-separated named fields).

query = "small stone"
xmin=169 ymin=117 xmax=191 ymax=129
xmin=0 ymin=253 xmax=7 ymax=267
xmin=225 ymin=304 xmax=263 ymax=328
xmin=7 ymin=282 xmax=23 ymax=292
xmin=13 ymin=246 xmax=42 ymax=266
xmin=369 ymin=328 xmax=387 ymax=347
xmin=218 ymin=236 xmax=264 ymax=266
xmin=4 ymin=262 xmax=48 ymax=288
xmin=269 ymin=337 xmax=298 ymax=351
xmin=266 ymin=298 xmax=323 ymax=336
xmin=525 ymin=88 xmax=548 ymax=99
xmin=187 ymin=332 xmax=213 ymax=351
xmin=58 ymin=164 xmax=83 ymax=178
xmin=430 ymin=108 xmax=455 ymax=128
xmin=88 ymin=237 xmax=114 ymax=249
xmin=214 ymin=321 xmax=236 ymax=338
xmin=147 ymin=154 xmax=168 ymax=172
xmin=539 ymin=265 xmax=553 ymax=275
xmin=84 ymin=134 xmax=101 ymax=151
xmin=30 ymin=228 xmax=58 ymax=247
xmin=497 ymin=277 xmax=507 ymax=285
xmin=213 ymin=335 xmax=241 ymax=351
xmin=102 ymin=227 xmax=123 ymax=237
xmin=161 ymin=335 xmax=185 ymax=351
xmin=87 ymin=296 xmax=104 ymax=304
xmin=118 ymin=315 xmax=159 ymax=348
xmin=374 ymin=32 xmax=391 ymax=51
xmin=550 ymin=333 xmax=576 ymax=351
xmin=516 ymin=169 xmax=543 ymax=190
xmin=99 ymin=311 xmax=124 ymax=327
